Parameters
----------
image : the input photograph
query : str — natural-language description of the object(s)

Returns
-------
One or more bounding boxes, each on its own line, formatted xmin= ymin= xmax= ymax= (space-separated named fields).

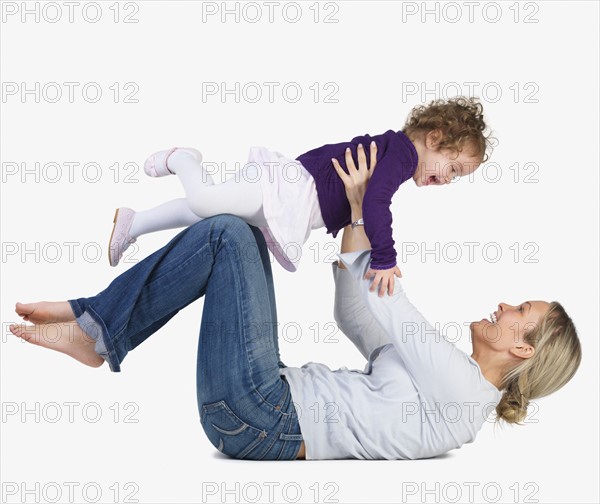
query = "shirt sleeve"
xmin=361 ymin=154 xmax=401 ymax=270
xmin=331 ymin=260 xmax=391 ymax=360
xmin=336 ymin=249 xmax=476 ymax=400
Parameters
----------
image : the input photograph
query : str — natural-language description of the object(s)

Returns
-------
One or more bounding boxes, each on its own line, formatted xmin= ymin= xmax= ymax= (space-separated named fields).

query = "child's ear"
xmin=425 ymin=129 xmax=443 ymax=149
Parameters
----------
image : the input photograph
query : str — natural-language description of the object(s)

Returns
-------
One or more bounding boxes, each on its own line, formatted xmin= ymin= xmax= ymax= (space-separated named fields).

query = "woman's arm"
xmin=332 ymin=252 xmax=392 ymax=360
xmin=330 ymin=143 xmax=392 ymax=359
xmin=333 ymin=143 xmax=375 ymax=268
xmin=338 ymin=213 xmax=372 ymax=267
xmin=337 ymin=250 xmax=474 ymax=402
xmin=332 ymin=145 xmax=471 ymax=400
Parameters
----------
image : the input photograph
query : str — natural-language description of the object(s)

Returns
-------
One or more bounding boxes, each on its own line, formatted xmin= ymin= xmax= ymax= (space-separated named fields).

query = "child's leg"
xmin=129 ymin=198 xmax=203 ymax=239
xmin=168 ymin=150 xmax=267 ymax=228
xmin=129 ymin=159 xmax=215 ymax=239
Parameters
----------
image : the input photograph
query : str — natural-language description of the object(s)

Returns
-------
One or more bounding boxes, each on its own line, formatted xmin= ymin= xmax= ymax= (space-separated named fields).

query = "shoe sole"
xmin=108 ymin=208 xmax=120 ymax=266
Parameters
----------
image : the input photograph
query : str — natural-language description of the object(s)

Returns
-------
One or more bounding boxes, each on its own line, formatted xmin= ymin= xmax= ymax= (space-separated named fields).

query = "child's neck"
xmin=407 ymin=134 xmax=425 ymax=183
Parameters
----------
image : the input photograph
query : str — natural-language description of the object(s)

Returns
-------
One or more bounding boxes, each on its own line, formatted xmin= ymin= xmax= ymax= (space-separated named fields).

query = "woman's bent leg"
xmin=248 ymin=225 xmax=285 ymax=369
xmin=68 ymin=215 xmax=254 ymax=372
xmin=196 ymin=225 xmax=302 ymax=460
xmin=67 ymin=214 xmax=302 ymax=458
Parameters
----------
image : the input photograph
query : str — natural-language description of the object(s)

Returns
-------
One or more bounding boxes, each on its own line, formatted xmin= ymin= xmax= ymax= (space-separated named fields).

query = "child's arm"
xmin=361 ymin=155 xmax=404 ymax=270
xmin=332 ymin=143 xmax=401 ymax=297
xmin=338 ymin=190 xmax=402 ymax=298
xmin=337 ymin=132 xmax=413 ymax=296
xmin=339 ymin=204 xmax=401 ymax=298
xmin=347 ymin=131 xmax=415 ymax=272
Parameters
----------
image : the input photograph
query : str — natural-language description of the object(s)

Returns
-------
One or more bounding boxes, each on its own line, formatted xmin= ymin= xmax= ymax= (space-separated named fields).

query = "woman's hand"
xmin=331 ymin=142 xmax=377 ymax=210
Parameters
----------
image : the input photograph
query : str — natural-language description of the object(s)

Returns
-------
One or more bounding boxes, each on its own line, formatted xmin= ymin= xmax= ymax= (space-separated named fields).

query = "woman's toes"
xmin=10 ymin=321 xmax=105 ymax=368
xmin=15 ymin=302 xmax=34 ymax=321
xmin=14 ymin=301 xmax=75 ymax=324
xmin=9 ymin=323 xmax=23 ymax=336
xmin=10 ymin=323 xmax=37 ymax=343
xmin=11 ymin=322 xmax=67 ymax=347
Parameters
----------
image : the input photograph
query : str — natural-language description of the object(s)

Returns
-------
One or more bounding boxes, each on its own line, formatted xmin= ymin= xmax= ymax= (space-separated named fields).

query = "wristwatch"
xmin=351 ymin=218 xmax=364 ymax=229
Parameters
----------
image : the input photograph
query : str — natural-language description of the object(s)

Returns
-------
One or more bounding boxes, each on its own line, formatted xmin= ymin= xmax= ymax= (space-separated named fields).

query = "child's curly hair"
xmin=403 ymin=97 xmax=495 ymax=162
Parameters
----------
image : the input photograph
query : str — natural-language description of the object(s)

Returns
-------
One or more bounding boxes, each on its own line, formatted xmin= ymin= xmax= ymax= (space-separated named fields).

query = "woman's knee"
xmin=183 ymin=215 xmax=266 ymax=275
xmin=187 ymin=214 xmax=254 ymax=246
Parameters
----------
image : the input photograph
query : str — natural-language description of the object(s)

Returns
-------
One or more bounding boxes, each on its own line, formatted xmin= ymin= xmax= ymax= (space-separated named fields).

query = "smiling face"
xmin=470 ymin=301 xmax=552 ymax=359
xmin=411 ymin=130 xmax=482 ymax=187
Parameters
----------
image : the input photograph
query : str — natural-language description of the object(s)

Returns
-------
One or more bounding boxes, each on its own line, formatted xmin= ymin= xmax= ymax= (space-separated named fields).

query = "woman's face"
xmin=470 ymin=301 xmax=551 ymax=357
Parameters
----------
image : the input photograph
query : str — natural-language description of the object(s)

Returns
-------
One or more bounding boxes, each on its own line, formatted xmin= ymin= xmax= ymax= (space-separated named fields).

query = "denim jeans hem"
xmin=68 ymin=299 xmax=83 ymax=318
xmin=69 ymin=300 xmax=121 ymax=372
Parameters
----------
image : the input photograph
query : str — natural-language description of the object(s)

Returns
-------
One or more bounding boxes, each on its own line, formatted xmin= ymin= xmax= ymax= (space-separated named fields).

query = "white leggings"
xmin=129 ymin=150 xmax=268 ymax=239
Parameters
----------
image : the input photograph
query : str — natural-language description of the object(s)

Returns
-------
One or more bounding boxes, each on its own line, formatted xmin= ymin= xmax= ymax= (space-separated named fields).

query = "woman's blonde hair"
xmin=495 ymin=302 xmax=581 ymax=425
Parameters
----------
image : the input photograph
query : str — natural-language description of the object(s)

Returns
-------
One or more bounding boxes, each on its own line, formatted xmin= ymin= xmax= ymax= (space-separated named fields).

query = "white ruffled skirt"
xmin=247 ymin=146 xmax=325 ymax=272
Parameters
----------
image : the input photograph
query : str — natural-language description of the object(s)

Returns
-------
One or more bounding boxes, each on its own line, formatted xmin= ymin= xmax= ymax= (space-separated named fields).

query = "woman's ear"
xmin=509 ymin=343 xmax=535 ymax=360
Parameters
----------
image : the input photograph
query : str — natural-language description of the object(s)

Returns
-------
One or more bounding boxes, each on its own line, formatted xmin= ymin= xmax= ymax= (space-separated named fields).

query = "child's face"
xmin=412 ymin=131 xmax=481 ymax=187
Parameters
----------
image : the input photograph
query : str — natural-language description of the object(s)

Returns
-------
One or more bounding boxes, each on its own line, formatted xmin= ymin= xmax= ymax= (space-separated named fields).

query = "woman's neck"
xmin=470 ymin=350 xmax=503 ymax=391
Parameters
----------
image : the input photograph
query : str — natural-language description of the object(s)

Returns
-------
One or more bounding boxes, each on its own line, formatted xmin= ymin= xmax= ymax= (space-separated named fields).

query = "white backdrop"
xmin=1 ymin=1 xmax=598 ymax=503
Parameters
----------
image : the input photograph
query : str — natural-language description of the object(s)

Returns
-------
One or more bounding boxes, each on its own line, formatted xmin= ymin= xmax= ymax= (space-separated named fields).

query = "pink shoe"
xmin=108 ymin=207 xmax=137 ymax=267
xmin=144 ymin=147 xmax=203 ymax=177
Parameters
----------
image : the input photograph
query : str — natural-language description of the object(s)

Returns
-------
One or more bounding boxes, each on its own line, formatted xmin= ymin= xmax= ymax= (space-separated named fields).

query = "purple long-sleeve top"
xmin=296 ymin=130 xmax=418 ymax=270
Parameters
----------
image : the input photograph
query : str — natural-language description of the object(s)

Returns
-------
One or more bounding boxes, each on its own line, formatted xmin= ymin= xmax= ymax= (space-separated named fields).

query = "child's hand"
xmin=364 ymin=265 xmax=403 ymax=297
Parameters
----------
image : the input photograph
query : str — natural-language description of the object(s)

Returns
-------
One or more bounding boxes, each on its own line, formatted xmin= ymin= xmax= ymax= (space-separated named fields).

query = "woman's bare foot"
xmin=9 ymin=321 xmax=104 ymax=368
xmin=15 ymin=301 xmax=75 ymax=324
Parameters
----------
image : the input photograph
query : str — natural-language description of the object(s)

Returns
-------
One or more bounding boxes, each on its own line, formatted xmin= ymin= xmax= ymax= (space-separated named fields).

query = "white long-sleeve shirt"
xmin=279 ymin=250 xmax=503 ymax=460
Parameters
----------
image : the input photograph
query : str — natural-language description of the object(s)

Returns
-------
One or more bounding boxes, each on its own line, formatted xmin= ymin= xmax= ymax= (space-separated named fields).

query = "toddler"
xmin=109 ymin=97 xmax=493 ymax=295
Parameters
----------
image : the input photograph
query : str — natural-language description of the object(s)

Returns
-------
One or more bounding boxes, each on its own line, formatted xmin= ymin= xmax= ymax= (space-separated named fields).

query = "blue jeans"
xmin=68 ymin=215 xmax=303 ymax=460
